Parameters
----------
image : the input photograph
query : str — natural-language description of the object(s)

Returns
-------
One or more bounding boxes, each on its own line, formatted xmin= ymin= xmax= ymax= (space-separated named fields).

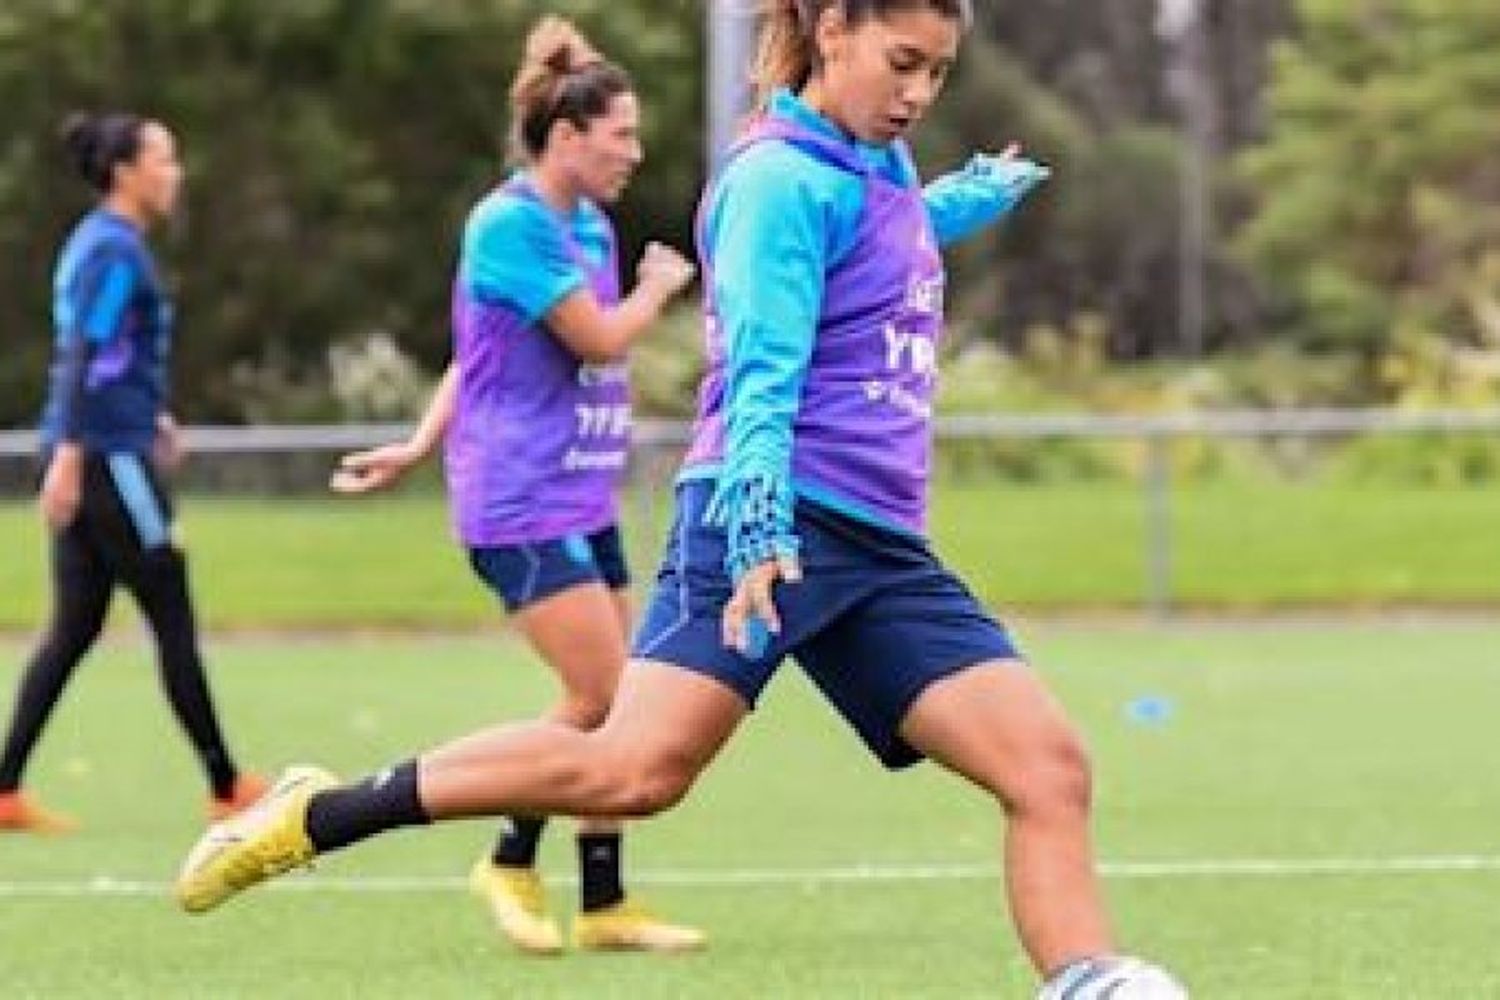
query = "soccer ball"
xmin=1036 ymin=956 xmax=1189 ymax=999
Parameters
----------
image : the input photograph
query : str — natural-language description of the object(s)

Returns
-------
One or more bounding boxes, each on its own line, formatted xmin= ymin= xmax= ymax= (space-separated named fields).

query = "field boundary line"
xmin=5 ymin=854 xmax=1500 ymax=898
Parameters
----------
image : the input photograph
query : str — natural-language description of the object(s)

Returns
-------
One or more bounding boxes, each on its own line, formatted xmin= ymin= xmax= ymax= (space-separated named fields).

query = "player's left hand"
xmin=329 ymin=441 xmax=421 ymax=494
xmin=969 ymin=142 xmax=1051 ymax=196
xmin=154 ymin=412 xmax=186 ymax=472
xmin=721 ymin=552 xmax=802 ymax=657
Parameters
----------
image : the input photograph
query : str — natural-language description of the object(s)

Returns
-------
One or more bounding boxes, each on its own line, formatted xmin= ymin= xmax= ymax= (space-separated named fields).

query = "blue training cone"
xmin=1125 ymin=695 xmax=1175 ymax=727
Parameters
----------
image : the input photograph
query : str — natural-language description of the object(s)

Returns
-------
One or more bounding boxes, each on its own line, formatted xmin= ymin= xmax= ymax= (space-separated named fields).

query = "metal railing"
xmin=5 ymin=407 xmax=1499 ymax=616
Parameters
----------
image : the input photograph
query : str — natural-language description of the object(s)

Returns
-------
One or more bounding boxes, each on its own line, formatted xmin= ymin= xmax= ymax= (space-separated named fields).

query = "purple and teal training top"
xmin=445 ymin=175 xmax=631 ymax=547
xmin=682 ymin=88 xmax=1048 ymax=581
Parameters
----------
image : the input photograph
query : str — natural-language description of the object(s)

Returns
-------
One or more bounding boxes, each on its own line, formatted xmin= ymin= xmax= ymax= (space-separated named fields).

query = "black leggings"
xmin=0 ymin=453 xmax=239 ymax=797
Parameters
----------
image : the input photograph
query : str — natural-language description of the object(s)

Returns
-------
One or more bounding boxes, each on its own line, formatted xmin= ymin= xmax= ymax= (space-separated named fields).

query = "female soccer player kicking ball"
xmin=327 ymin=17 xmax=703 ymax=954
xmin=178 ymin=3 xmax=1186 ymax=995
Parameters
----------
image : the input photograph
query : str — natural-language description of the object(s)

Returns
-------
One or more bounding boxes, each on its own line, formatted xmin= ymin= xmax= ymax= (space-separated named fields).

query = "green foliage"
xmin=0 ymin=0 xmax=702 ymax=426
xmin=917 ymin=35 xmax=1191 ymax=360
xmin=1236 ymin=0 xmax=1500 ymax=357
xmin=626 ymin=305 xmax=705 ymax=418
xmin=7 ymin=0 xmax=1500 ymax=424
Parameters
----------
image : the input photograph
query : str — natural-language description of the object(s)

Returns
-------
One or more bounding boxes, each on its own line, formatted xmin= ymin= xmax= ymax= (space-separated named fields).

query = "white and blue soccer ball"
xmin=1037 ymin=956 xmax=1189 ymax=999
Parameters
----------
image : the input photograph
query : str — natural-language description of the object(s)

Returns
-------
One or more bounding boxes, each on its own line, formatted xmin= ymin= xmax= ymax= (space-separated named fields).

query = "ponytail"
xmin=750 ymin=0 xmax=818 ymax=108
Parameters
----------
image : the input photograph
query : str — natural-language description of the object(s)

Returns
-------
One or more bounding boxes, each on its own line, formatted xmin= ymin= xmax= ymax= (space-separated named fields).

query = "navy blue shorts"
xmin=632 ymin=482 xmax=1022 ymax=769
xmin=469 ymin=525 xmax=630 ymax=613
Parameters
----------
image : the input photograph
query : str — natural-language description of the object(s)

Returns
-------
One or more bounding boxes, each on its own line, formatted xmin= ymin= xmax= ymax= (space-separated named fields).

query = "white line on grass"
xmin=3 ymin=855 xmax=1500 ymax=899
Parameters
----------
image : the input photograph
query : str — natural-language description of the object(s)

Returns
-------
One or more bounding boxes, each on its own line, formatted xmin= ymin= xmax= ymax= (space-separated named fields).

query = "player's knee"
xmin=997 ymin=726 xmax=1093 ymax=820
xmin=609 ymin=751 xmax=695 ymax=818
xmin=554 ymin=693 xmax=612 ymax=731
xmin=43 ymin=606 xmax=108 ymax=660
xmin=41 ymin=624 xmax=100 ymax=664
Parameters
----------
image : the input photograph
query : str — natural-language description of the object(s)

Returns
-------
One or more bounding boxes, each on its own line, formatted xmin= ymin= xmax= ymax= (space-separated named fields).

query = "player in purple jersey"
xmin=178 ymin=5 xmax=1185 ymax=995
xmin=327 ymin=17 xmax=701 ymax=954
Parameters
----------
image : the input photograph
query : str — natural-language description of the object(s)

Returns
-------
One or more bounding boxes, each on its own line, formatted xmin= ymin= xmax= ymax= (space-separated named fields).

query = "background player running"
xmin=328 ymin=17 xmax=702 ymax=955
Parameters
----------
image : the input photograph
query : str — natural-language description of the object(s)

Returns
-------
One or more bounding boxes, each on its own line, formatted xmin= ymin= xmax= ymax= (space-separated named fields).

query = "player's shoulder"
xmin=58 ymin=212 xmax=145 ymax=281
xmin=464 ymin=187 xmax=564 ymax=257
xmin=721 ymin=139 xmax=843 ymax=200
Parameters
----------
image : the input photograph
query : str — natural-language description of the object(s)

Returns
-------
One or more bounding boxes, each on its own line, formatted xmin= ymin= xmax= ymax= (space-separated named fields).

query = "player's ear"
xmin=548 ymin=118 xmax=581 ymax=150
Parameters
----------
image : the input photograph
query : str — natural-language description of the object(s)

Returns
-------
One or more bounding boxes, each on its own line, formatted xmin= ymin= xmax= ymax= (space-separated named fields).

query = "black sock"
xmin=305 ymin=760 xmax=430 ymax=853
xmin=491 ymin=816 xmax=547 ymax=868
xmin=578 ymin=832 xmax=625 ymax=912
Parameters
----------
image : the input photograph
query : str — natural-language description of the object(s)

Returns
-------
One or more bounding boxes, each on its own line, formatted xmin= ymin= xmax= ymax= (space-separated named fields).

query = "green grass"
xmin=2 ymin=478 xmax=1498 ymax=629
xmin=2 ymin=623 xmax=1500 ymax=997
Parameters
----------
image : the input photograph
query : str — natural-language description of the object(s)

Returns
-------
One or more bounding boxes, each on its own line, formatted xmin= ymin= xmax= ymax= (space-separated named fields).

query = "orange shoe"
xmin=0 ymin=790 xmax=78 ymax=834
xmin=209 ymin=774 xmax=271 ymax=821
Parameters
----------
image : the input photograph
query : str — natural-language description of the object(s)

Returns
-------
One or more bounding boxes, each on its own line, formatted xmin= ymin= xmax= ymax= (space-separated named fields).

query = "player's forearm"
xmin=924 ymin=153 xmax=1050 ymax=247
xmin=587 ymin=286 xmax=672 ymax=362
xmin=407 ymin=363 xmax=460 ymax=456
xmin=704 ymin=323 xmax=812 ymax=581
xmin=43 ymin=441 xmax=85 ymax=502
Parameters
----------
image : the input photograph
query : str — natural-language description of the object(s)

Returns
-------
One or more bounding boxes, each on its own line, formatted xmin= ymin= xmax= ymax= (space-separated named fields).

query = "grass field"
xmin=2 ymin=477 xmax=1498 ymax=629
xmin=2 ymin=622 xmax=1499 ymax=997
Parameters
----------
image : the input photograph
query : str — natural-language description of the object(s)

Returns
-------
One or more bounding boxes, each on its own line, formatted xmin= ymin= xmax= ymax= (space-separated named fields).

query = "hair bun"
xmin=58 ymin=110 xmax=143 ymax=193
xmin=60 ymin=112 xmax=99 ymax=164
xmin=542 ymin=44 xmax=577 ymax=74
xmin=525 ymin=15 xmax=599 ymax=77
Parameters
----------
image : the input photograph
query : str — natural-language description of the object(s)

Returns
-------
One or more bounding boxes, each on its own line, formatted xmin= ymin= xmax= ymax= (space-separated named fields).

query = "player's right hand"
xmin=721 ymin=552 xmax=802 ymax=657
xmin=329 ymin=442 xmax=421 ymax=494
xmin=38 ymin=444 xmax=83 ymax=531
xmin=636 ymin=242 xmax=696 ymax=300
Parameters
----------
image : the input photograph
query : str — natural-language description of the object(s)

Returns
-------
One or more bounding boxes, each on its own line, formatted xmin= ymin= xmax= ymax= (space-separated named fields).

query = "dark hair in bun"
xmin=61 ymin=112 xmax=145 ymax=193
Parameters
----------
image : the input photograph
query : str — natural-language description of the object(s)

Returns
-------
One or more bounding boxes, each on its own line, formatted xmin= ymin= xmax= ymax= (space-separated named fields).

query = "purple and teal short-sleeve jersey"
xmin=444 ymin=175 xmax=630 ymax=546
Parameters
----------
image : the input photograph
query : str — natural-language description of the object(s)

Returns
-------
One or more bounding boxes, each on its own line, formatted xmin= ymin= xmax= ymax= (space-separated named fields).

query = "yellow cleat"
xmin=571 ymin=899 xmax=707 ymax=953
xmin=468 ymin=859 xmax=564 ymax=955
xmin=208 ymin=772 xmax=272 ymax=822
xmin=174 ymin=765 xmax=339 ymax=914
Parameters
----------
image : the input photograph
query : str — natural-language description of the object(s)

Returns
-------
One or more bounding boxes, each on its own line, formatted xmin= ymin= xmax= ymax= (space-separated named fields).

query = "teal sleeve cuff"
xmin=924 ymin=154 xmax=1051 ymax=246
xmin=703 ymin=470 xmax=800 ymax=584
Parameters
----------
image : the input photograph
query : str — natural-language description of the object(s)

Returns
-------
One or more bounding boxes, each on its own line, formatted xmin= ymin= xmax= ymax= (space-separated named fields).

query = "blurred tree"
xmin=0 ymin=0 xmax=700 ymax=425
xmin=937 ymin=0 xmax=1293 ymax=358
xmin=1236 ymin=0 xmax=1500 ymax=361
xmin=17 ymin=1 xmax=1496 ymax=423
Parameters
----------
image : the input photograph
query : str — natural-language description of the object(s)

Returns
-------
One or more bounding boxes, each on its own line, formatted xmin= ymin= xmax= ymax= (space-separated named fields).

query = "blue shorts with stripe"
xmin=632 ymin=481 xmax=1022 ymax=769
xmin=469 ymin=525 xmax=630 ymax=613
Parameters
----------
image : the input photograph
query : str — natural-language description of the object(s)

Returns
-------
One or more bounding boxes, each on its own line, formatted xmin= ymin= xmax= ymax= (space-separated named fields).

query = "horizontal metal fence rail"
xmin=6 ymin=408 xmax=1500 ymax=457
xmin=5 ymin=408 xmax=1498 ymax=615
